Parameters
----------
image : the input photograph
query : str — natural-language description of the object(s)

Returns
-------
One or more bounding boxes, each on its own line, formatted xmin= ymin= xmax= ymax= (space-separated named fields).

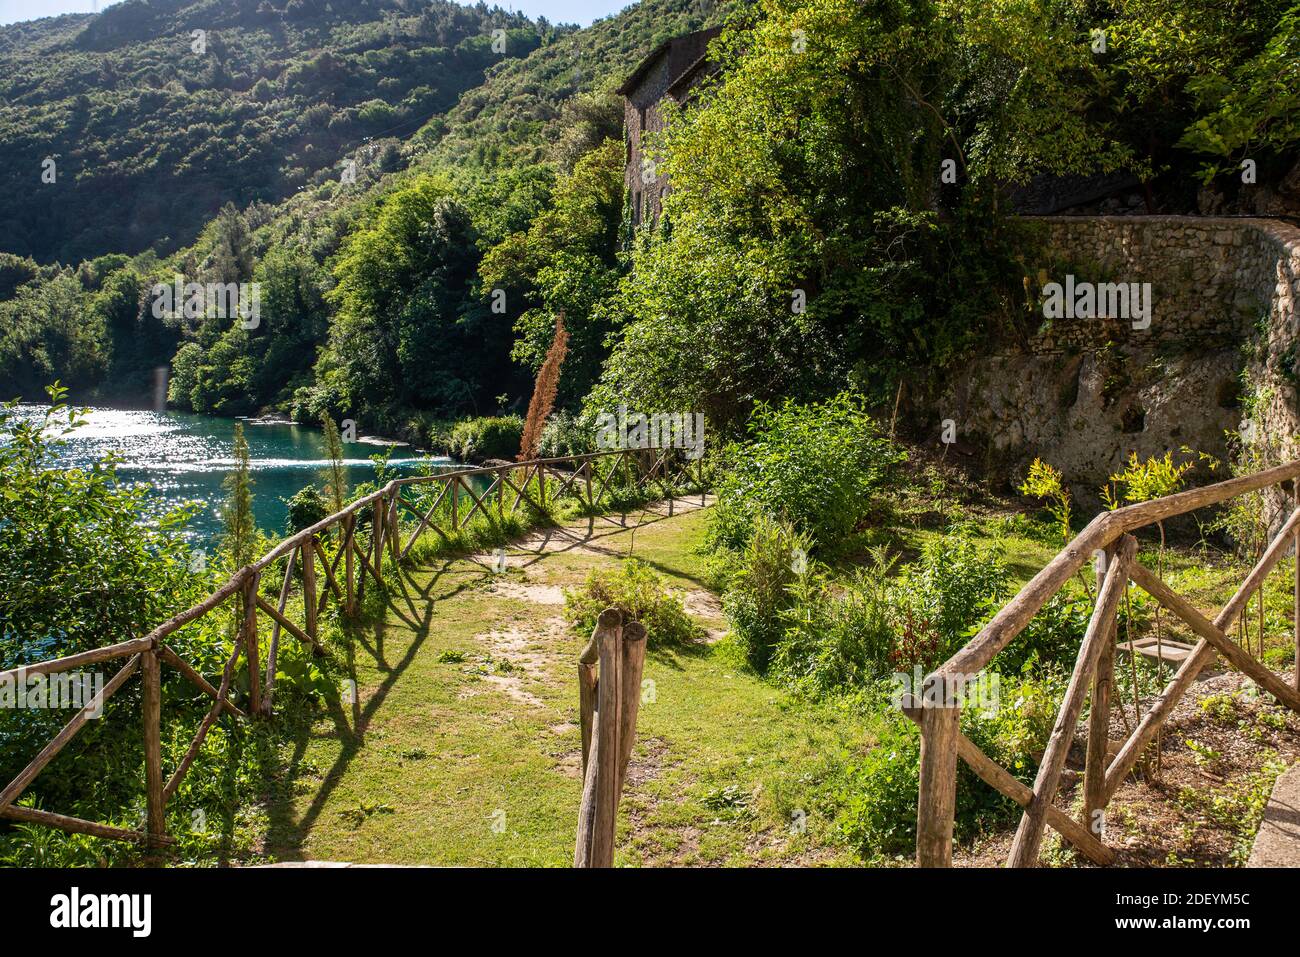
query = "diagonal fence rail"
xmin=912 ymin=459 xmax=1300 ymax=867
xmin=0 ymin=446 xmax=709 ymax=849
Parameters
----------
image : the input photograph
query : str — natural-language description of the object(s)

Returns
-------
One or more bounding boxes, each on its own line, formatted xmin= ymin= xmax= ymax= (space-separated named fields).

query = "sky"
xmin=0 ymin=0 xmax=632 ymax=28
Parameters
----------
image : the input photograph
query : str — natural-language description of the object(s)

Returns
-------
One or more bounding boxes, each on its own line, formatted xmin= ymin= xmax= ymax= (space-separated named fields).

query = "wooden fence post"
xmin=915 ymin=684 xmax=959 ymax=867
xmin=591 ymin=616 xmax=621 ymax=867
xmin=142 ymin=646 xmax=166 ymax=850
xmin=388 ymin=492 xmax=400 ymax=561
xmin=1084 ymin=545 xmax=1115 ymax=830
xmin=373 ymin=494 xmax=386 ymax=586
xmin=344 ymin=514 xmax=356 ymax=618
xmin=575 ymin=608 xmax=648 ymax=868
xmin=302 ymin=539 xmax=318 ymax=643
xmin=577 ymin=612 xmax=618 ymax=775
xmin=616 ymin=621 xmax=648 ymax=797
xmin=242 ymin=572 xmax=261 ymax=716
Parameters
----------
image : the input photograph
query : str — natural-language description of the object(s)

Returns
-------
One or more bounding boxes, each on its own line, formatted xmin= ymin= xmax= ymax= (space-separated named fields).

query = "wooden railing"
xmin=912 ymin=460 xmax=1300 ymax=867
xmin=0 ymin=446 xmax=708 ymax=849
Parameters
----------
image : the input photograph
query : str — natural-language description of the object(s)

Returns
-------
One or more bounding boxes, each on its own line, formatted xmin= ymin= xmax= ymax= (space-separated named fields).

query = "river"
xmin=10 ymin=405 xmax=450 ymax=544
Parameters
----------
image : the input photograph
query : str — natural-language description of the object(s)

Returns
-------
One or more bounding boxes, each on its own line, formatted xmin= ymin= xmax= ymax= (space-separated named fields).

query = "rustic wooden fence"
xmin=0 ymin=446 xmax=708 ymax=849
xmin=574 ymin=608 xmax=648 ymax=867
xmin=912 ymin=460 xmax=1300 ymax=867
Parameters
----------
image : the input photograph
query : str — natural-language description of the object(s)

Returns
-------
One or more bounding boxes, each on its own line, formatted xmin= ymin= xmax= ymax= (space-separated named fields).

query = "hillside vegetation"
xmin=0 ymin=0 xmax=545 ymax=263
xmin=3 ymin=0 xmax=1300 ymax=870
xmin=0 ymin=0 xmax=719 ymax=425
xmin=4 ymin=0 xmax=1297 ymax=441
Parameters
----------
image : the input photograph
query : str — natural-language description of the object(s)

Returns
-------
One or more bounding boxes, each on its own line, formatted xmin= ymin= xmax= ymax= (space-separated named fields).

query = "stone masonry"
xmin=942 ymin=216 xmax=1300 ymax=511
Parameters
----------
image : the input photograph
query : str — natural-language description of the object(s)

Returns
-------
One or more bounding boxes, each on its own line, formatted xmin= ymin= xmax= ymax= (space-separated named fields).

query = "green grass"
xmin=252 ymin=505 xmax=871 ymax=866
xmin=236 ymin=484 xmax=1297 ymax=867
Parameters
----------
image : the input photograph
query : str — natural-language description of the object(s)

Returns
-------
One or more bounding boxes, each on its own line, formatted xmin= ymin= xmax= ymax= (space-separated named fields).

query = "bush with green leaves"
xmin=564 ymin=560 xmax=704 ymax=647
xmin=710 ymin=392 xmax=905 ymax=553
xmin=723 ymin=513 xmax=812 ymax=672
xmin=891 ymin=528 xmax=1010 ymax=661
xmin=538 ymin=411 xmax=595 ymax=459
xmin=834 ymin=672 xmax=1063 ymax=858
xmin=0 ymin=389 xmax=204 ymax=672
xmin=771 ymin=553 xmax=897 ymax=696
xmin=443 ymin=415 xmax=525 ymax=462
xmin=283 ymin=484 xmax=329 ymax=534
xmin=752 ymin=527 xmax=1009 ymax=696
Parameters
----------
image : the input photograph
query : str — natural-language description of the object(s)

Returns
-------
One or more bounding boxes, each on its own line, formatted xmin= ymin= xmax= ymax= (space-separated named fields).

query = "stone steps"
xmin=1247 ymin=763 xmax=1300 ymax=867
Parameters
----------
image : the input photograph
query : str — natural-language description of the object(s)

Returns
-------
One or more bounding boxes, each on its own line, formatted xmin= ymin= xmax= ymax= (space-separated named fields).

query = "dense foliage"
xmin=0 ymin=0 xmax=544 ymax=264
xmin=709 ymin=392 xmax=905 ymax=553
xmin=0 ymin=388 xmax=200 ymax=672
xmin=2 ymin=0 xmax=1298 ymax=865
xmin=438 ymin=414 xmax=525 ymax=461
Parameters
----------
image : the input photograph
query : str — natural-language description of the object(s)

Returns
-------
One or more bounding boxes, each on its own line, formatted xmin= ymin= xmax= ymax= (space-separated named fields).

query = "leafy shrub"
xmin=771 ymin=552 xmax=896 ymax=694
xmin=272 ymin=638 xmax=336 ymax=702
xmin=0 ymin=390 xmax=203 ymax=673
xmin=835 ymin=672 xmax=1063 ymax=858
xmin=710 ymin=392 xmax=904 ymax=553
xmin=1019 ymin=458 xmax=1073 ymax=544
xmin=723 ymin=514 xmax=811 ymax=672
xmin=564 ymin=560 xmax=703 ymax=646
xmin=753 ymin=527 xmax=1007 ymax=695
xmin=283 ymin=483 xmax=328 ymax=533
xmin=834 ymin=709 xmax=924 ymax=855
xmin=994 ymin=593 xmax=1091 ymax=674
xmin=891 ymin=528 xmax=1010 ymax=660
xmin=443 ymin=415 xmax=524 ymax=462
xmin=538 ymin=410 xmax=594 ymax=458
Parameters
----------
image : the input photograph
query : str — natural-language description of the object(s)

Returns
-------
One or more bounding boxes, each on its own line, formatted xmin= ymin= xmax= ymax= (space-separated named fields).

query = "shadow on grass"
xmin=257 ymin=496 xmax=715 ymax=862
xmin=259 ymin=561 xmax=483 ymax=860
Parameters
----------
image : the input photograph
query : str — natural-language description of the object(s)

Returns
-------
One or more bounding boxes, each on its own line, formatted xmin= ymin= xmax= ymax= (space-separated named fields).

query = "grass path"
xmin=258 ymin=500 xmax=873 ymax=866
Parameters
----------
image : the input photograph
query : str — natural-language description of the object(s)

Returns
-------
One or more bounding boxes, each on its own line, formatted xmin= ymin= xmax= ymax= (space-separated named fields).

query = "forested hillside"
xmin=0 ymin=0 xmax=547 ymax=264
xmin=1 ymin=0 xmax=1297 ymax=443
xmin=0 ymin=0 xmax=721 ymax=421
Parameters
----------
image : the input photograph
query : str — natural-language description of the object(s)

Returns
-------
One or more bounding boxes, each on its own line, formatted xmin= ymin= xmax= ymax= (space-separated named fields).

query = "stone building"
xmin=617 ymin=26 xmax=722 ymax=226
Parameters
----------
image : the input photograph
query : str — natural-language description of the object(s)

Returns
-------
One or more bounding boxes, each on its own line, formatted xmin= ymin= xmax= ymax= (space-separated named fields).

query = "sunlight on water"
xmin=10 ymin=405 xmax=452 ymax=544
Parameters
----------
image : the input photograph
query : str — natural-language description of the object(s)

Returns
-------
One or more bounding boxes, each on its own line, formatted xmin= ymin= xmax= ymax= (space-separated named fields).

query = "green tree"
xmin=221 ymin=424 xmax=257 ymax=571
xmin=321 ymin=415 xmax=349 ymax=514
xmin=480 ymin=139 xmax=624 ymax=409
xmin=592 ymin=0 xmax=1140 ymax=429
xmin=321 ymin=175 xmax=508 ymax=428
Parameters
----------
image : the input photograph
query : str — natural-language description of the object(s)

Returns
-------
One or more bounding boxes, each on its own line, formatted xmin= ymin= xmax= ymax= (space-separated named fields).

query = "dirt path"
xmin=257 ymin=499 xmax=865 ymax=867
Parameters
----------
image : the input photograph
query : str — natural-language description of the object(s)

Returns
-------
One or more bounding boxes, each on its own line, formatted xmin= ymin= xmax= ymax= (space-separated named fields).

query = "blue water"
xmin=13 ymin=405 xmax=451 ymax=544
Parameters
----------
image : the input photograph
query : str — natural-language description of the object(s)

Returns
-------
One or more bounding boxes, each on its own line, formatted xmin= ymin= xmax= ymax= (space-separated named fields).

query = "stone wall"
xmin=1018 ymin=215 xmax=1296 ymax=355
xmin=620 ymin=28 xmax=719 ymax=227
xmin=942 ymin=216 xmax=1300 ymax=512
